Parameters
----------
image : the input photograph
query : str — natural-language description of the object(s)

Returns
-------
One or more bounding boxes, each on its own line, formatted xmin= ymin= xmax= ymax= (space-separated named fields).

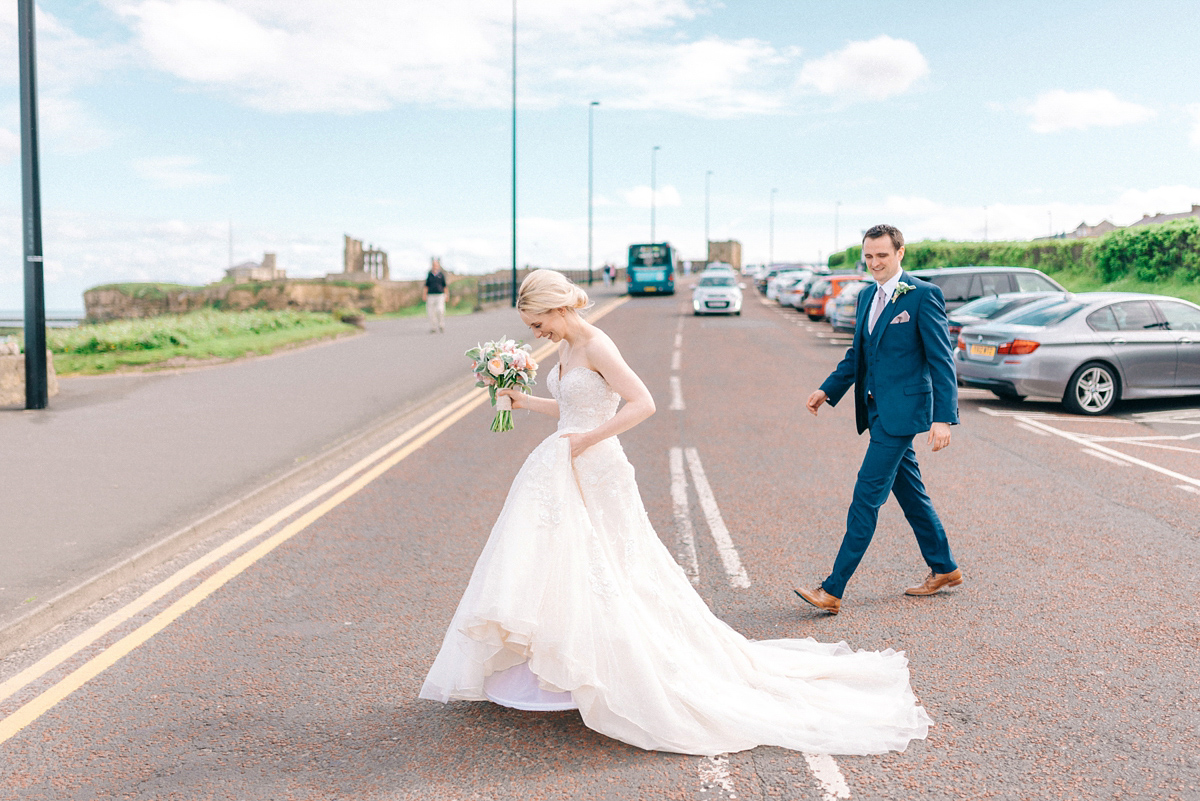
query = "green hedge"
xmin=826 ymin=218 xmax=1200 ymax=284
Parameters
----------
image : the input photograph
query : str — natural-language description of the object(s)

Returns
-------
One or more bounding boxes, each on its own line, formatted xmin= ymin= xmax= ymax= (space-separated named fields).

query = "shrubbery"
xmin=826 ymin=219 xmax=1200 ymax=285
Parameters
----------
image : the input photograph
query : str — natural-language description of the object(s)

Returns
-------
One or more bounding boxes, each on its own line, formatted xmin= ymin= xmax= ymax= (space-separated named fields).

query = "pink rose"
xmin=487 ymin=357 xmax=505 ymax=376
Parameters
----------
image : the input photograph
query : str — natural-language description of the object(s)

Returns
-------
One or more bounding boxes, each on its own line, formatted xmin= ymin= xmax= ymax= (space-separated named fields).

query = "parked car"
xmin=908 ymin=266 xmax=1066 ymax=311
xmin=780 ymin=273 xmax=818 ymax=309
xmin=828 ymin=280 xmax=873 ymax=333
xmin=947 ymin=291 xmax=1069 ymax=336
xmin=775 ymin=272 xmax=813 ymax=305
xmin=955 ymin=292 xmax=1200 ymax=414
xmin=766 ymin=269 xmax=809 ymax=301
xmin=803 ymin=275 xmax=864 ymax=321
xmin=692 ymin=272 xmax=743 ymax=315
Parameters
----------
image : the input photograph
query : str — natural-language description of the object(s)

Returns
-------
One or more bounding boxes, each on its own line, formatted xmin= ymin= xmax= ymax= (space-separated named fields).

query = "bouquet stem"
xmin=491 ymin=409 xmax=514 ymax=432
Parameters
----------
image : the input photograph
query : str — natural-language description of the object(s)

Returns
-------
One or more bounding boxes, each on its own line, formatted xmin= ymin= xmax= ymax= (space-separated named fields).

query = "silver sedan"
xmin=955 ymin=292 xmax=1200 ymax=415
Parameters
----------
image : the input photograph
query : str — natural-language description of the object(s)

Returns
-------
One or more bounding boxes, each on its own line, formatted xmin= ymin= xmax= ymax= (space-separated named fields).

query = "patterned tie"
xmin=868 ymin=286 xmax=889 ymax=334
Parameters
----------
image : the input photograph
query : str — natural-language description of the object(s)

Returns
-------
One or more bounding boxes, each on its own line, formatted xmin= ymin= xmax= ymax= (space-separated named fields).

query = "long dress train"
xmin=419 ymin=366 xmax=932 ymax=756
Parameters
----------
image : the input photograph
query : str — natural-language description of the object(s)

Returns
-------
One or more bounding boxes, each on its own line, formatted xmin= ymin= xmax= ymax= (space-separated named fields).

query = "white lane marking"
xmin=981 ymin=408 xmax=1134 ymax=423
xmin=668 ymin=448 xmax=700 ymax=585
xmin=1015 ymin=421 xmax=1051 ymax=437
xmin=698 ymin=754 xmax=737 ymax=798
xmin=803 ymin=753 xmax=852 ymax=800
xmin=671 ymin=349 xmax=682 ymax=372
xmin=669 ymin=376 xmax=686 ymax=410
xmin=1081 ymin=448 xmax=1129 ymax=466
xmin=684 ymin=448 xmax=751 ymax=589
xmin=674 ymin=332 xmax=683 ymax=348
xmin=1176 ymin=484 xmax=1200 ymax=496
xmin=1017 ymin=416 xmax=1200 ymax=489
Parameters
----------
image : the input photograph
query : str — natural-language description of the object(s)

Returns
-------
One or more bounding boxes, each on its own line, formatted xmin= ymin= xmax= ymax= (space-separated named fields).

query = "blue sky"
xmin=1 ymin=0 xmax=1198 ymax=310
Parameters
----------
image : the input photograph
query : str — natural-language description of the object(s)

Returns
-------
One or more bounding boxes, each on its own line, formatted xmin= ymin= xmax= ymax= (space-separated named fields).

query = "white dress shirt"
xmin=867 ymin=271 xmax=903 ymax=334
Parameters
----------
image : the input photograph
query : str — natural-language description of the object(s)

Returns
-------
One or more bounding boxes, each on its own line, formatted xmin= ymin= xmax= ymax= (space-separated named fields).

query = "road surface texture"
xmin=1 ymin=282 xmax=1197 ymax=800
xmin=0 ymin=291 xmax=619 ymax=652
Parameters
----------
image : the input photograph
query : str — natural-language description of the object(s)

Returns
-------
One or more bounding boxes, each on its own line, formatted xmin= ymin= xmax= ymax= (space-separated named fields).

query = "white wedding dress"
xmin=420 ymin=366 xmax=932 ymax=755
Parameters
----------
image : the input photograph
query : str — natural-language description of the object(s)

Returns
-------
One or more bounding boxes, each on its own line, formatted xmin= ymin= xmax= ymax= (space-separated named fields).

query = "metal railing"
xmin=474 ymin=268 xmax=605 ymax=309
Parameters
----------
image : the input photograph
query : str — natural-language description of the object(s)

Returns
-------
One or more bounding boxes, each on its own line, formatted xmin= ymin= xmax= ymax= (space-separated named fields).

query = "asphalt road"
xmin=1 ymin=281 xmax=1197 ymax=800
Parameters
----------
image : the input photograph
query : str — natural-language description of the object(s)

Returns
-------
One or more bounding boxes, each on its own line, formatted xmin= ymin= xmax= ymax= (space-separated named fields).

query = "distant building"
xmin=334 ymin=234 xmax=389 ymax=281
xmin=707 ymin=240 xmax=742 ymax=270
xmin=225 ymin=252 xmax=285 ymax=283
xmin=1127 ymin=204 xmax=1200 ymax=228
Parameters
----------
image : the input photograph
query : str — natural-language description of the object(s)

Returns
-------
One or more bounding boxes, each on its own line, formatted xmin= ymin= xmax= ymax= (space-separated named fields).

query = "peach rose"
xmin=487 ymin=357 xmax=505 ymax=376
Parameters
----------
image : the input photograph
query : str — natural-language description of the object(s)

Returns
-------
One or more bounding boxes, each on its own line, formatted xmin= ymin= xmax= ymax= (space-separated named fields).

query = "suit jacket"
xmin=819 ymin=271 xmax=959 ymax=437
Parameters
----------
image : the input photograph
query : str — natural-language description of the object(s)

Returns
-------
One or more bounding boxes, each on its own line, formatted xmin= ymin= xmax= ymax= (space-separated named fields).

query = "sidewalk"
xmin=0 ymin=285 xmax=625 ymax=649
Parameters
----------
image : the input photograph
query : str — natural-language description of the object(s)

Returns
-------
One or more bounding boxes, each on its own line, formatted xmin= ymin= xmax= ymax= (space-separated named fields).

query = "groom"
xmin=795 ymin=224 xmax=961 ymax=615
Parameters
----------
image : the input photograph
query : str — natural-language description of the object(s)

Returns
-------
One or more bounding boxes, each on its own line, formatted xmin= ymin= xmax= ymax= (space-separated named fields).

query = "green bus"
xmin=627 ymin=243 xmax=676 ymax=295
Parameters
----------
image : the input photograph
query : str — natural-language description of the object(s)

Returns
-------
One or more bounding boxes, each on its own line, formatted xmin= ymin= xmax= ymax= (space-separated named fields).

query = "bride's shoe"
xmin=794 ymin=586 xmax=841 ymax=615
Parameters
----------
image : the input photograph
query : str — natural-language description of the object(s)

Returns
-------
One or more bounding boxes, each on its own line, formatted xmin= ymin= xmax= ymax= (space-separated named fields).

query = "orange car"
xmin=803 ymin=275 xmax=865 ymax=321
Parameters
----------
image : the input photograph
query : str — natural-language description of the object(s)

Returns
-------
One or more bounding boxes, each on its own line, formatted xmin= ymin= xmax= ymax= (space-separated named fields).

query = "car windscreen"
xmin=954 ymin=295 xmax=1013 ymax=317
xmin=698 ymin=275 xmax=735 ymax=287
xmin=1005 ymin=299 xmax=1086 ymax=326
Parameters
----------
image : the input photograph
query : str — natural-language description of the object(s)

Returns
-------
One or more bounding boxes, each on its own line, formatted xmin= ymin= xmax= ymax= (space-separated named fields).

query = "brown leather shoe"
xmin=904 ymin=568 xmax=963 ymax=596
xmin=794 ymin=586 xmax=841 ymax=615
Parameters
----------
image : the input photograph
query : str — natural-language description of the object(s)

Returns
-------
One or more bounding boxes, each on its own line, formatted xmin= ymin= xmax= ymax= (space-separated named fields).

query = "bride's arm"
xmin=562 ymin=335 xmax=655 ymax=457
xmin=498 ymin=387 xmax=559 ymax=417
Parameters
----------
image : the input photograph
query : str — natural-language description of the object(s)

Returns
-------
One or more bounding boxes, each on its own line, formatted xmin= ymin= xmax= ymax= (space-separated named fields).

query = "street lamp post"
xmin=587 ymin=100 xmax=598 ymax=286
xmin=983 ymin=206 xmax=989 ymax=243
xmin=18 ymin=0 xmax=46 ymax=409
xmin=650 ymin=146 xmax=660 ymax=242
xmin=510 ymin=0 xmax=518 ymax=306
xmin=704 ymin=170 xmax=712 ymax=262
xmin=769 ymin=188 xmax=777 ymax=267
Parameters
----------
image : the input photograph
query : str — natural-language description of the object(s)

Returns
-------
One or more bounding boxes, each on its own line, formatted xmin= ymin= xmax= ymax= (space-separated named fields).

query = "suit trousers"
xmin=821 ymin=398 xmax=957 ymax=599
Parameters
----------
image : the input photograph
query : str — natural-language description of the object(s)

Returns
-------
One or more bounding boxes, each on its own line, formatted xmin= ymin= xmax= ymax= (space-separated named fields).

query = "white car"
xmin=704 ymin=262 xmax=736 ymax=274
xmin=766 ymin=269 xmax=807 ymax=301
xmin=692 ymin=273 xmax=743 ymax=315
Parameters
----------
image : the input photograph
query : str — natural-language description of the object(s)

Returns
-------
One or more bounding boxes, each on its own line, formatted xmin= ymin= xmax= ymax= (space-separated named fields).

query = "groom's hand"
xmin=806 ymin=390 xmax=827 ymax=416
xmin=927 ymin=422 xmax=952 ymax=452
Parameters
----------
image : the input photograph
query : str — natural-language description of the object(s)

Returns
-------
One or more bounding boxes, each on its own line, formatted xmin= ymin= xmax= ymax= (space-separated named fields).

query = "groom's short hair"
xmin=863 ymin=224 xmax=904 ymax=251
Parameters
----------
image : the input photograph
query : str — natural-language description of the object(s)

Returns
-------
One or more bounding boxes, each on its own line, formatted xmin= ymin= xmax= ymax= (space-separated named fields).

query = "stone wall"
xmin=83 ymin=276 xmax=478 ymax=322
xmin=0 ymin=352 xmax=59 ymax=407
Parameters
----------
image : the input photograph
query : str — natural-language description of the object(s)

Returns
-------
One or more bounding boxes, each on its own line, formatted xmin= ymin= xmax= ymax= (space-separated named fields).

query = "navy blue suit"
xmin=817 ymin=271 xmax=959 ymax=598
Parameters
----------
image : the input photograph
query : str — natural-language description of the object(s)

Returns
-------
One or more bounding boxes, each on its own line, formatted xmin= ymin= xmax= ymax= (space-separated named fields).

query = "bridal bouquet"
xmin=466 ymin=337 xmax=538 ymax=432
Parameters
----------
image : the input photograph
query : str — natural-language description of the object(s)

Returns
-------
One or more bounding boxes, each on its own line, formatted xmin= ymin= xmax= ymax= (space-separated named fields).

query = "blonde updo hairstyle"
xmin=517 ymin=269 xmax=593 ymax=316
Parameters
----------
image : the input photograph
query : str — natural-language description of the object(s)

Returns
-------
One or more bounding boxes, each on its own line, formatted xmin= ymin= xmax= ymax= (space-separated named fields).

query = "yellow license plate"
xmin=967 ymin=343 xmax=997 ymax=360
xmin=645 ymin=286 xmax=657 ymax=292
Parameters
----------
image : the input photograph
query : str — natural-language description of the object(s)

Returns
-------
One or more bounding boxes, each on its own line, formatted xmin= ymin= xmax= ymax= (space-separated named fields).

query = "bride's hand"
xmin=497 ymin=387 xmax=526 ymax=409
xmin=561 ymin=432 xmax=594 ymax=458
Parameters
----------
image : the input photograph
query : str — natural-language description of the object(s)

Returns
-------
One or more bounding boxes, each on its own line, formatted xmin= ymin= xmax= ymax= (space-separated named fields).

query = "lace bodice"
xmin=548 ymin=367 xmax=620 ymax=431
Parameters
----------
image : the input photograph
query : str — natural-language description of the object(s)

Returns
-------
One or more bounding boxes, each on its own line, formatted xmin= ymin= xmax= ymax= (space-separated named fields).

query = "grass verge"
xmin=27 ymin=309 xmax=356 ymax=376
xmin=1053 ymin=270 xmax=1200 ymax=305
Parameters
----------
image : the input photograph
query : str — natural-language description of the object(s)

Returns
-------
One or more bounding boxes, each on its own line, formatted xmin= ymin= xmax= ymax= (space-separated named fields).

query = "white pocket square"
xmin=891 ymin=310 xmax=911 ymax=324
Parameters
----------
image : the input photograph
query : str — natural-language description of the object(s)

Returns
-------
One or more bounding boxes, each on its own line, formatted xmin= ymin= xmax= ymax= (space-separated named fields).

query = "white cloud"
xmin=133 ymin=156 xmax=227 ymax=188
xmin=113 ymin=0 xmax=795 ymax=117
xmin=1187 ymin=104 xmax=1200 ymax=148
xmin=797 ymin=35 xmax=928 ymax=100
xmin=1026 ymin=89 xmax=1154 ymax=134
xmin=623 ymin=185 xmax=683 ymax=208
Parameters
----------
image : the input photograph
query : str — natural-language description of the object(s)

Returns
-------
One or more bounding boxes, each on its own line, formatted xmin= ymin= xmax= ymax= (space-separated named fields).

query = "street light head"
xmin=590 ymin=100 xmax=599 ymax=106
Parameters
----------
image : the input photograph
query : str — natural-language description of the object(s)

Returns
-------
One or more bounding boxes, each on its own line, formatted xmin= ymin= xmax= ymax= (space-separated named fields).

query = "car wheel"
xmin=992 ymin=390 xmax=1025 ymax=403
xmin=1063 ymin=362 xmax=1120 ymax=415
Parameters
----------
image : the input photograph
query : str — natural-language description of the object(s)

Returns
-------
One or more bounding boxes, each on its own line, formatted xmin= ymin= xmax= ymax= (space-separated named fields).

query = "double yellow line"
xmin=0 ymin=295 xmax=629 ymax=746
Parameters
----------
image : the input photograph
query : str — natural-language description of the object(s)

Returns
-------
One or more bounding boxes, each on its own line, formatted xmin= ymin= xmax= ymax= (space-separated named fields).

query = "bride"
xmin=420 ymin=270 xmax=932 ymax=756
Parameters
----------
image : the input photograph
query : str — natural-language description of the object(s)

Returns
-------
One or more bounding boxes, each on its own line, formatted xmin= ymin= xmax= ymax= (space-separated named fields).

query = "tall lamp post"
xmin=510 ymin=0 xmax=518 ymax=306
xmin=983 ymin=205 xmax=989 ymax=243
xmin=587 ymin=100 xmax=599 ymax=285
xmin=19 ymin=0 xmax=46 ymax=409
xmin=650 ymin=145 xmax=660 ymax=242
xmin=769 ymin=188 xmax=777 ymax=267
xmin=704 ymin=170 xmax=712 ymax=262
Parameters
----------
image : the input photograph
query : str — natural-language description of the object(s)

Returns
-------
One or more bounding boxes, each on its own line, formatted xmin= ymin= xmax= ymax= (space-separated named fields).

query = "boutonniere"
xmin=891 ymin=282 xmax=915 ymax=304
